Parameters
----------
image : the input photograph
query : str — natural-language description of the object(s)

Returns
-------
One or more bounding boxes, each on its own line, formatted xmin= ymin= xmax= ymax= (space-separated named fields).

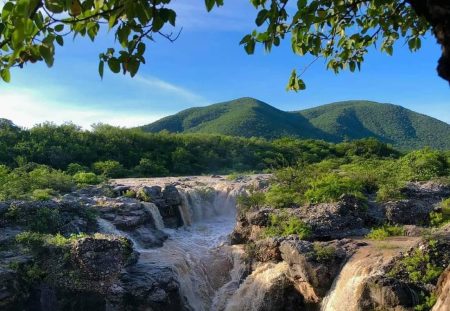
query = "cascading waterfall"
xmin=321 ymin=248 xmax=392 ymax=311
xmin=223 ymin=262 xmax=290 ymax=311
xmin=139 ymin=183 xmax=246 ymax=311
xmin=142 ymin=202 xmax=165 ymax=230
xmin=96 ymin=217 xmax=143 ymax=250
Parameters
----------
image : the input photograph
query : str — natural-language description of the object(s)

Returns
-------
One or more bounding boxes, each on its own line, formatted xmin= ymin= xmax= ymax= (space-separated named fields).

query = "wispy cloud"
xmin=0 ymin=87 xmax=165 ymax=129
xmin=135 ymin=75 xmax=206 ymax=104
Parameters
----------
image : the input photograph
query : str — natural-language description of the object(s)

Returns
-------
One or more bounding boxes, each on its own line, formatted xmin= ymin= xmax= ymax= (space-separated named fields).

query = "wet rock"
xmin=279 ymin=237 xmax=357 ymax=302
xmin=71 ymin=235 xmax=134 ymax=281
xmin=360 ymin=277 xmax=421 ymax=310
xmin=113 ymin=185 xmax=131 ymax=196
xmin=253 ymin=238 xmax=282 ymax=262
xmin=137 ymin=185 xmax=162 ymax=201
xmin=224 ymin=262 xmax=305 ymax=311
xmin=128 ymin=226 xmax=168 ymax=248
xmin=162 ymin=185 xmax=182 ymax=206
xmin=107 ymin=263 xmax=188 ymax=311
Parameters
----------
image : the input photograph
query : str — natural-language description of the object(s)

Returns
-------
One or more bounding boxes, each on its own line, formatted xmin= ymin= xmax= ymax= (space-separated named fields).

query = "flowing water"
xmin=101 ymin=181 xmax=248 ymax=311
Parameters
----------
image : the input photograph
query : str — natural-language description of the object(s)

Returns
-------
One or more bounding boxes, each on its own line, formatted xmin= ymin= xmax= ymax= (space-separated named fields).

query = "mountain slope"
xmin=141 ymin=98 xmax=450 ymax=150
xmin=297 ymin=100 xmax=450 ymax=150
xmin=141 ymin=97 xmax=331 ymax=140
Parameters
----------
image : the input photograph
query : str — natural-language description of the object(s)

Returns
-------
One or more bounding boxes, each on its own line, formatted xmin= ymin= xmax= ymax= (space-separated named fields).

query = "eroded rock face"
xmin=107 ymin=264 xmax=187 ymax=311
xmin=71 ymin=236 xmax=134 ymax=281
xmin=360 ymin=277 xmax=421 ymax=310
xmin=279 ymin=238 xmax=358 ymax=303
xmin=384 ymin=200 xmax=434 ymax=225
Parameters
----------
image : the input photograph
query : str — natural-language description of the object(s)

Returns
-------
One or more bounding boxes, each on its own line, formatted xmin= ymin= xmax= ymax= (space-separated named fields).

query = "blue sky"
xmin=0 ymin=1 xmax=448 ymax=128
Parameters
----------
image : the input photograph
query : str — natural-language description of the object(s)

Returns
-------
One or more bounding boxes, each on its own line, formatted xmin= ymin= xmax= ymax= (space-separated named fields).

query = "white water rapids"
xmin=99 ymin=182 xmax=247 ymax=311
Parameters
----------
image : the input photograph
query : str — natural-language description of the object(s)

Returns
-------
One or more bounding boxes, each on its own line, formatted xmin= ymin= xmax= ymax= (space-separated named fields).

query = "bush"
xmin=73 ymin=172 xmax=102 ymax=185
xmin=304 ymin=173 xmax=365 ymax=204
xmin=123 ymin=190 xmax=136 ymax=198
xmin=265 ymin=185 xmax=302 ymax=208
xmin=0 ymin=165 xmax=73 ymax=200
xmin=366 ymin=225 xmax=405 ymax=240
xmin=312 ymin=243 xmax=336 ymax=262
xmin=398 ymin=149 xmax=448 ymax=181
xmin=31 ymin=189 xmax=55 ymax=201
xmin=92 ymin=160 xmax=125 ymax=178
xmin=430 ymin=198 xmax=450 ymax=227
xmin=264 ymin=212 xmax=311 ymax=239
xmin=236 ymin=189 xmax=266 ymax=213
xmin=134 ymin=158 xmax=169 ymax=176
xmin=66 ymin=163 xmax=88 ymax=175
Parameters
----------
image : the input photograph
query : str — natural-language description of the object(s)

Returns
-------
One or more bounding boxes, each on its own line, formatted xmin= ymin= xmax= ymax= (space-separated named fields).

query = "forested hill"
xmin=141 ymin=98 xmax=450 ymax=150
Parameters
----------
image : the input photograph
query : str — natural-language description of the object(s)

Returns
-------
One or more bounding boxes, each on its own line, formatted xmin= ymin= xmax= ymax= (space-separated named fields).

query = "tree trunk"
xmin=407 ymin=0 xmax=450 ymax=84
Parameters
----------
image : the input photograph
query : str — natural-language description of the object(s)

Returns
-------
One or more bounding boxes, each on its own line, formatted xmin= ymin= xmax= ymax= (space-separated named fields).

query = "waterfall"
xmin=142 ymin=202 xmax=165 ymax=230
xmin=223 ymin=262 xmax=290 ymax=311
xmin=320 ymin=249 xmax=388 ymax=311
xmin=97 ymin=217 xmax=143 ymax=250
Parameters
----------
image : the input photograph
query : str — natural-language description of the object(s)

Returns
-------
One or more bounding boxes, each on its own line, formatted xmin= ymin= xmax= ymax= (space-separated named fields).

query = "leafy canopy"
xmin=0 ymin=0 xmax=431 ymax=89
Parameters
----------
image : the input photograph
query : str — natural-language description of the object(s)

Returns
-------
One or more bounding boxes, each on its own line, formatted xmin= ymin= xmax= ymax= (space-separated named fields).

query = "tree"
xmin=0 ymin=0 xmax=448 ymax=89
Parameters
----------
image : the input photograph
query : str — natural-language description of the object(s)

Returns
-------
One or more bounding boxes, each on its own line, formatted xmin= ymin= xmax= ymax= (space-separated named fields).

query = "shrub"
xmin=366 ymin=225 xmax=405 ymax=240
xmin=264 ymin=212 xmax=311 ymax=239
xmin=73 ymin=172 xmax=101 ymax=185
xmin=265 ymin=185 xmax=302 ymax=208
xmin=304 ymin=173 xmax=365 ymax=204
xmin=429 ymin=198 xmax=450 ymax=227
xmin=66 ymin=163 xmax=88 ymax=175
xmin=236 ymin=189 xmax=266 ymax=213
xmin=92 ymin=160 xmax=125 ymax=178
xmin=312 ymin=243 xmax=336 ymax=262
xmin=398 ymin=149 xmax=448 ymax=181
xmin=123 ymin=190 xmax=136 ymax=198
xmin=134 ymin=158 xmax=169 ymax=176
xmin=31 ymin=189 xmax=54 ymax=201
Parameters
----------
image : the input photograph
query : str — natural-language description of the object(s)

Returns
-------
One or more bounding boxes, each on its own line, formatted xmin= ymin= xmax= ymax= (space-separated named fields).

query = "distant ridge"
xmin=140 ymin=97 xmax=450 ymax=150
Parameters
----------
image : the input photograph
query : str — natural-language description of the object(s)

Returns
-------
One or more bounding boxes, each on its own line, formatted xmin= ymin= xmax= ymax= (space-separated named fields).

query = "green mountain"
xmin=141 ymin=98 xmax=450 ymax=150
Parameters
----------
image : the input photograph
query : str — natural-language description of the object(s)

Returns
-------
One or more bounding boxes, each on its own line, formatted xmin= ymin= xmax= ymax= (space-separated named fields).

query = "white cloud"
xmin=0 ymin=88 xmax=165 ymax=129
xmin=135 ymin=75 xmax=206 ymax=104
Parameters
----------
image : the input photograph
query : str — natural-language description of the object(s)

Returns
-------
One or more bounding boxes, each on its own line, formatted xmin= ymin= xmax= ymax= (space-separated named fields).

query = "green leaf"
xmin=98 ymin=60 xmax=104 ymax=78
xmin=205 ymin=0 xmax=215 ymax=12
xmin=0 ymin=69 xmax=11 ymax=82
xmin=108 ymin=58 xmax=121 ymax=73
xmin=39 ymin=45 xmax=54 ymax=67
xmin=54 ymin=24 xmax=64 ymax=32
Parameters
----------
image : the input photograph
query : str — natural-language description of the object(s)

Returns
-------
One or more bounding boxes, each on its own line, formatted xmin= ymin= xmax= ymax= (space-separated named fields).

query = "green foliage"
xmin=143 ymin=99 xmax=450 ymax=150
xmin=414 ymin=293 xmax=437 ymax=311
xmin=304 ymin=173 xmax=365 ymax=204
xmin=134 ymin=158 xmax=169 ymax=176
xmin=264 ymin=212 xmax=311 ymax=239
xmin=388 ymin=240 xmax=443 ymax=285
xmin=236 ymin=188 xmax=266 ymax=214
xmin=0 ymin=164 xmax=73 ymax=200
xmin=312 ymin=243 xmax=336 ymax=263
xmin=73 ymin=172 xmax=101 ymax=185
xmin=123 ymin=190 xmax=136 ymax=198
xmin=429 ymin=198 xmax=450 ymax=227
xmin=398 ymin=149 xmax=448 ymax=181
xmin=246 ymin=1 xmax=429 ymax=90
xmin=31 ymin=188 xmax=55 ymax=201
xmin=66 ymin=163 xmax=88 ymax=175
xmin=92 ymin=160 xmax=125 ymax=178
xmin=366 ymin=225 xmax=405 ymax=240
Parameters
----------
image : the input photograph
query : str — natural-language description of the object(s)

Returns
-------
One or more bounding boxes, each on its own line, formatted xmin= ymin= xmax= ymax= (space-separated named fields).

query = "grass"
xmin=366 ymin=225 xmax=405 ymax=240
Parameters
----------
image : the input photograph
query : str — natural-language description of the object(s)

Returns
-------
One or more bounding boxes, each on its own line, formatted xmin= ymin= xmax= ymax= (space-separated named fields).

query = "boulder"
xmin=383 ymin=200 xmax=434 ymax=225
xmin=279 ymin=238 xmax=357 ymax=302
xmin=162 ymin=185 xmax=182 ymax=206
xmin=360 ymin=277 xmax=421 ymax=310
xmin=294 ymin=195 xmax=370 ymax=239
xmin=107 ymin=263 xmax=188 ymax=311
xmin=71 ymin=235 xmax=134 ymax=281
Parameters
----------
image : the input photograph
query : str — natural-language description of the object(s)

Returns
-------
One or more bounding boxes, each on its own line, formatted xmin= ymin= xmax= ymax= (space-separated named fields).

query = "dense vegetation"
xmin=239 ymin=148 xmax=450 ymax=210
xmin=141 ymin=98 xmax=450 ymax=150
xmin=0 ymin=117 xmax=405 ymax=200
